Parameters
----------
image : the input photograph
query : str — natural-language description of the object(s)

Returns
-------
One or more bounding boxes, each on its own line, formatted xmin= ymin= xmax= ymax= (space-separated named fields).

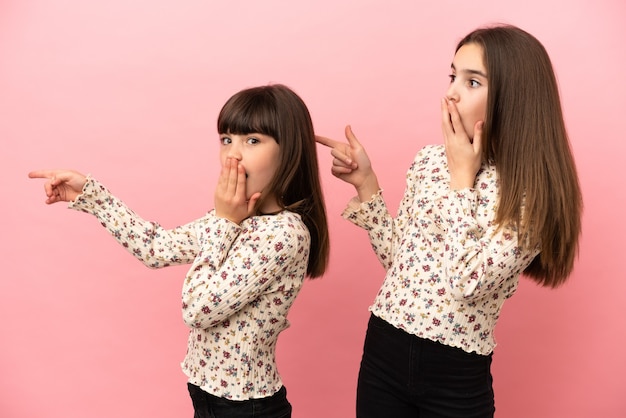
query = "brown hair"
xmin=457 ymin=25 xmax=582 ymax=287
xmin=217 ymin=84 xmax=329 ymax=278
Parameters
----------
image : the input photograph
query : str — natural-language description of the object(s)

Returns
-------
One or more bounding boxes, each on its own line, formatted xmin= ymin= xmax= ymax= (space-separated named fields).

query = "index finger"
xmin=445 ymin=99 xmax=467 ymax=139
xmin=28 ymin=170 xmax=55 ymax=179
xmin=315 ymin=135 xmax=341 ymax=149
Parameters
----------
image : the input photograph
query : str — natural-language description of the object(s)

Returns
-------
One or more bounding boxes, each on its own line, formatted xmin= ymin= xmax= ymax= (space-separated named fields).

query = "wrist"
xmin=356 ymin=174 xmax=380 ymax=202
xmin=449 ymin=176 xmax=475 ymax=190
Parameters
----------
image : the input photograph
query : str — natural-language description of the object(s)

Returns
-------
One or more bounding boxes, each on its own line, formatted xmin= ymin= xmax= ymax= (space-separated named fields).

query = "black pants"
xmin=187 ymin=383 xmax=291 ymax=418
xmin=357 ymin=314 xmax=495 ymax=418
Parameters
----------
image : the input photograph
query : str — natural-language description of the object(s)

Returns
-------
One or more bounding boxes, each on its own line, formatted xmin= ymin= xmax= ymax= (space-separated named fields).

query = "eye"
xmin=246 ymin=136 xmax=260 ymax=145
xmin=448 ymin=74 xmax=456 ymax=83
xmin=220 ymin=136 xmax=231 ymax=145
xmin=469 ymin=79 xmax=481 ymax=88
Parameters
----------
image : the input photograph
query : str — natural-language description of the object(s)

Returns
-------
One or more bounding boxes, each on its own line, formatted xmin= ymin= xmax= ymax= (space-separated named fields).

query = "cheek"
xmin=466 ymin=100 xmax=487 ymax=129
xmin=477 ymin=95 xmax=488 ymax=120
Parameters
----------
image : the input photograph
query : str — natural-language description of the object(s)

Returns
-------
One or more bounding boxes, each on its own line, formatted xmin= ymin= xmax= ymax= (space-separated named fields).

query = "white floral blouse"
xmin=70 ymin=177 xmax=310 ymax=400
xmin=343 ymin=145 xmax=540 ymax=355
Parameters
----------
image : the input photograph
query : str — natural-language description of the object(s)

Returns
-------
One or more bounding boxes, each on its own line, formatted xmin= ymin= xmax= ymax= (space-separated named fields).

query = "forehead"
xmin=452 ymin=43 xmax=486 ymax=73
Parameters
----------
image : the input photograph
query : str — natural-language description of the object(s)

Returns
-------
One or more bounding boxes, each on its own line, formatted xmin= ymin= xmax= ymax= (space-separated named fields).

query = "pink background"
xmin=1 ymin=0 xmax=625 ymax=417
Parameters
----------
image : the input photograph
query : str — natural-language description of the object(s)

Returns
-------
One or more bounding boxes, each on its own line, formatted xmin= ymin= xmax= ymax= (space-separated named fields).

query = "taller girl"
xmin=317 ymin=24 xmax=582 ymax=417
xmin=30 ymin=84 xmax=329 ymax=418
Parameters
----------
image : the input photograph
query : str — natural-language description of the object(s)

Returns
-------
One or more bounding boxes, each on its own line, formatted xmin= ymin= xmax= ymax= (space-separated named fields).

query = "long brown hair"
xmin=457 ymin=25 xmax=582 ymax=287
xmin=217 ymin=84 xmax=329 ymax=278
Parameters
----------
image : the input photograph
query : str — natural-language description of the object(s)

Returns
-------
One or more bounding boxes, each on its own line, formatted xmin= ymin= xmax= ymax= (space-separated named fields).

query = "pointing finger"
xmin=315 ymin=135 xmax=340 ymax=148
xmin=28 ymin=170 xmax=55 ymax=179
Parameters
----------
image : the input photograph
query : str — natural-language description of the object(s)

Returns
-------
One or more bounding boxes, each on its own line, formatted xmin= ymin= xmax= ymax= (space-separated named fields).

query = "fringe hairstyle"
xmin=217 ymin=84 xmax=329 ymax=278
xmin=457 ymin=25 xmax=582 ymax=287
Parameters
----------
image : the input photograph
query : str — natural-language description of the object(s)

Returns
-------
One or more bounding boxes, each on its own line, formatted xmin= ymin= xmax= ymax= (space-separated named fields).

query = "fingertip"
xmin=249 ymin=192 xmax=262 ymax=205
xmin=345 ymin=125 xmax=356 ymax=140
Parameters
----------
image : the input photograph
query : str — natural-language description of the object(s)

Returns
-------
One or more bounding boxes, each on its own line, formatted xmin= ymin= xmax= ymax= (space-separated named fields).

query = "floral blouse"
xmin=343 ymin=145 xmax=540 ymax=355
xmin=69 ymin=177 xmax=310 ymax=400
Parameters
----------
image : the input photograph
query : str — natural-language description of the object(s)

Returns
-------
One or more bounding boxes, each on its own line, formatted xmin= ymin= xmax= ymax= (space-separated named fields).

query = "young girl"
xmin=317 ymin=25 xmax=582 ymax=417
xmin=29 ymin=84 xmax=329 ymax=418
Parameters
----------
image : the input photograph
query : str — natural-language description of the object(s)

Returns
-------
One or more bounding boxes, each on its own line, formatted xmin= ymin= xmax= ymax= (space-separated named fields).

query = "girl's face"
xmin=446 ymin=42 xmax=488 ymax=139
xmin=219 ymin=132 xmax=280 ymax=210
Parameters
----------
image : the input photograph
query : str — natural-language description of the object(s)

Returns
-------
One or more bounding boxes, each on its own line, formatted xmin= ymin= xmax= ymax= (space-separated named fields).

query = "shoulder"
xmin=407 ymin=144 xmax=446 ymax=176
xmin=244 ymin=211 xmax=310 ymax=243
xmin=413 ymin=144 xmax=446 ymax=163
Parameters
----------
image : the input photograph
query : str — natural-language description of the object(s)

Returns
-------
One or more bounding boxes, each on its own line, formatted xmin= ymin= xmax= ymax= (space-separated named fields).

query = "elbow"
xmin=129 ymin=245 xmax=178 ymax=269
xmin=145 ymin=261 xmax=168 ymax=269
xmin=129 ymin=249 xmax=165 ymax=269
xmin=181 ymin=301 xmax=223 ymax=329
xmin=142 ymin=253 xmax=177 ymax=269
xmin=181 ymin=302 xmax=208 ymax=329
xmin=181 ymin=309 xmax=205 ymax=329
xmin=182 ymin=315 xmax=202 ymax=329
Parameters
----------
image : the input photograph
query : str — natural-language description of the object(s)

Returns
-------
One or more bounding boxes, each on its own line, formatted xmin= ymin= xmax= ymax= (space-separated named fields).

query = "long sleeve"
xmin=342 ymin=144 xmax=540 ymax=355
xmin=68 ymin=176 xmax=312 ymax=400
xmin=181 ymin=213 xmax=309 ymax=329
xmin=438 ymin=188 xmax=539 ymax=300
xmin=342 ymin=162 xmax=420 ymax=271
xmin=69 ymin=176 xmax=201 ymax=268
xmin=180 ymin=211 xmax=310 ymax=400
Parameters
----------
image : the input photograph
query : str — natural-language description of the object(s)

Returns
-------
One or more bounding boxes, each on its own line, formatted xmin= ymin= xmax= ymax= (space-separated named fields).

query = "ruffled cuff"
xmin=68 ymin=175 xmax=107 ymax=213
xmin=341 ymin=189 xmax=385 ymax=230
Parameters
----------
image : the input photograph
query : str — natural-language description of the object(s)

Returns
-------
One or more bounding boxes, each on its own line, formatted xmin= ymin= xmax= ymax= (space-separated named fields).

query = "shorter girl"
xmin=30 ymin=84 xmax=329 ymax=418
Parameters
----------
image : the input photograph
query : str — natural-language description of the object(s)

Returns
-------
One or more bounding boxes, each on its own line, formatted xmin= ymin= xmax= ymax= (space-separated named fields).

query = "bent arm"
xmin=181 ymin=214 xmax=309 ymax=329
xmin=342 ymin=152 xmax=424 ymax=270
xmin=441 ymin=188 xmax=539 ymax=300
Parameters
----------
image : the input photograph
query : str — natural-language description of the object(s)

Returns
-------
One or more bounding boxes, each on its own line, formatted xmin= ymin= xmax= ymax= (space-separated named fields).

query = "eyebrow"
xmin=451 ymin=63 xmax=488 ymax=78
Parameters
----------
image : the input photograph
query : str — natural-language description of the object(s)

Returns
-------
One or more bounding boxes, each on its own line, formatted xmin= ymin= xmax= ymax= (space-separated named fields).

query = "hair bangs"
xmin=217 ymin=90 xmax=280 ymax=140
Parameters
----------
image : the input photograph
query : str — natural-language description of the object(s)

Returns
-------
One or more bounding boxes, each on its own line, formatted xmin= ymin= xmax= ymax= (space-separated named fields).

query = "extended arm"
xmin=29 ymin=170 xmax=200 ymax=268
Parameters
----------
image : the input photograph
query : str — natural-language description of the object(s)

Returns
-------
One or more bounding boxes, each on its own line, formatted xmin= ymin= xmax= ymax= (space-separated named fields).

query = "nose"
xmin=445 ymin=83 xmax=459 ymax=103
xmin=227 ymin=140 xmax=242 ymax=161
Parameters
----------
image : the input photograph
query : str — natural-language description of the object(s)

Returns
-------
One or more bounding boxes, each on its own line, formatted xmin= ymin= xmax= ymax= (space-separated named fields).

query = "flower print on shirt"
xmin=70 ymin=177 xmax=310 ymax=400
xmin=343 ymin=145 xmax=540 ymax=355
